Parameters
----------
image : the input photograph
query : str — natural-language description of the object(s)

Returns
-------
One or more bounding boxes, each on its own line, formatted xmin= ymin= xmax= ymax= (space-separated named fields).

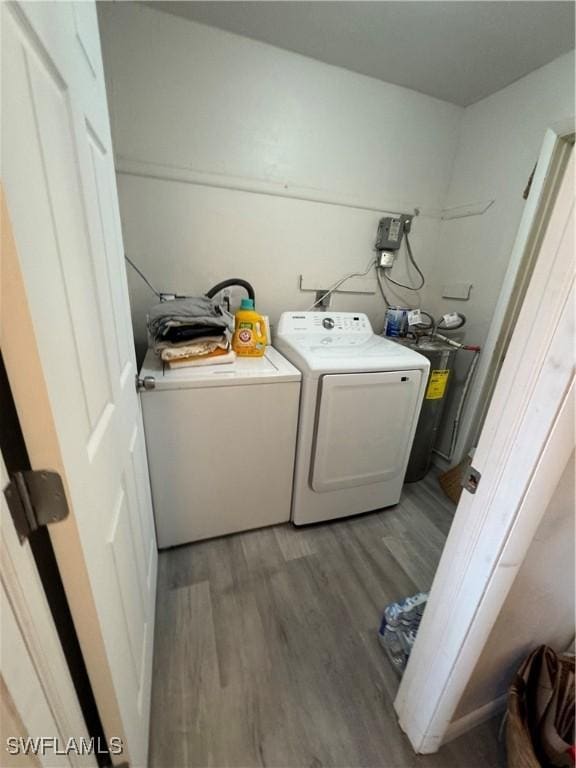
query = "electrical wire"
xmin=375 ymin=264 xmax=392 ymax=307
xmin=406 ymin=234 xmax=425 ymax=287
xmin=306 ymin=257 xmax=377 ymax=310
xmin=124 ymin=254 xmax=162 ymax=298
xmin=384 ymin=233 xmax=425 ymax=291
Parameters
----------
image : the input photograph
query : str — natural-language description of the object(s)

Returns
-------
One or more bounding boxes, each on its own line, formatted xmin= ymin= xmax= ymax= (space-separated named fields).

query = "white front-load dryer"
xmin=275 ymin=311 xmax=430 ymax=525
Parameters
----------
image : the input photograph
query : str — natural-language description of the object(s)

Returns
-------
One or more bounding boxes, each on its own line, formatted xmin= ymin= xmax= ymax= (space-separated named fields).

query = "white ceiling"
xmin=143 ymin=1 xmax=575 ymax=106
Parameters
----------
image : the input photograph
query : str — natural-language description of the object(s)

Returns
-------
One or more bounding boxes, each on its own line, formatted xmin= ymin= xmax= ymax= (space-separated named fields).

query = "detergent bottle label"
xmin=237 ymin=325 xmax=254 ymax=345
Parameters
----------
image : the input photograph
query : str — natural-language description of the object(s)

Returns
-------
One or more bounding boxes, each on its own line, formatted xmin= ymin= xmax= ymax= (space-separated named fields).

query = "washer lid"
xmin=275 ymin=333 xmax=430 ymax=374
xmin=139 ymin=347 xmax=301 ymax=390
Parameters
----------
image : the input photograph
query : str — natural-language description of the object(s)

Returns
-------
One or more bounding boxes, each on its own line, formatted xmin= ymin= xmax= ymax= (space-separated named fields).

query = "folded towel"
xmin=160 ymin=339 xmax=229 ymax=362
xmin=159 ymin=324 xmax=229 ymax=345
xmin=154 ymin=333 xmax=229 ymax=350
xmin=166 ymin=349 xmax=236 ymax=369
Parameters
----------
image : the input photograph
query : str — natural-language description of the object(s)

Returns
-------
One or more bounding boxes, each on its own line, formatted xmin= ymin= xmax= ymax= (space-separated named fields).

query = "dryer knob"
xmin=322 ymin=317 xmax=335 ymax=330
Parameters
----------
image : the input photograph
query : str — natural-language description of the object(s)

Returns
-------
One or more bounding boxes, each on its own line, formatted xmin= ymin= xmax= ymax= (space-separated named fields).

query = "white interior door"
xmin=395 ymin=146 xmax=574 ymax=752
xmin=1 ymin=451 xmax=95 ymax=768
xmin=1 ymin=3 xmax=157 ymax=766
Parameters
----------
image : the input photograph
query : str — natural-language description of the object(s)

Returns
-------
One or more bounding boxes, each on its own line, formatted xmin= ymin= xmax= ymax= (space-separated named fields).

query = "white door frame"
xmin=454 ymin=118 xmax=574 ymax=462
xmin=0 ymin=447 xmax=96 ymax=768
xmin=0 ymin=182 xmax=126 ymax=758
xmin=395 ymin=135 xmax=574 ymax=753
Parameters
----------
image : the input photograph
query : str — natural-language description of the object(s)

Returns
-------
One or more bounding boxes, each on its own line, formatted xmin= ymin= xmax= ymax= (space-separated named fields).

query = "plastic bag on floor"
xmin=377 ymin=592 xmax=428 ymax=674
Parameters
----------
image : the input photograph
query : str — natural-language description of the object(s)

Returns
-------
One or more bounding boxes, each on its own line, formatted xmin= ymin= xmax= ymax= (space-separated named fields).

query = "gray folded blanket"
xmin=147 ymin=297 xmax=230 ymax=340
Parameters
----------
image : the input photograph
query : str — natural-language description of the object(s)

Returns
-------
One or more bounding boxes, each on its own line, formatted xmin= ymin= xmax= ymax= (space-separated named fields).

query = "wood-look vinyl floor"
xmin=149 ymin=474 xmax=505 ymax=768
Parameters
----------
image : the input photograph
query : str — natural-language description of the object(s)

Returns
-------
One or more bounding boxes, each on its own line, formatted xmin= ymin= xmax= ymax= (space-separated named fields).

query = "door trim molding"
xmin=0 ymin=349 xmax=111 ymax=766
xmin=0 ymin=184 xmax=127 ymax=759
xmin=1 ymin=448 xmax=95 ymax=767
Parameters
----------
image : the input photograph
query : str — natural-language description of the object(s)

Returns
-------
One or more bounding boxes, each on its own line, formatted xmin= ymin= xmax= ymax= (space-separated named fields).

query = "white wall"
xmin=98 ymin=3 xmax=462 ymax=360
xmin=431 ymin=51 xmax=575 ymax=459
xmin=453 ymin=450 xmax=575 ymax=719
xmin=99 ymin=5 xmax=574 ymax=464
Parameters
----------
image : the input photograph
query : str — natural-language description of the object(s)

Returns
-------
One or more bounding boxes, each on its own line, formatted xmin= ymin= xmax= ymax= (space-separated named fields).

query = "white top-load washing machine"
xmin=139 ymin=347 xmax=301 ymax=547
xmin=275 ymin=312 xmax=429 ymax=525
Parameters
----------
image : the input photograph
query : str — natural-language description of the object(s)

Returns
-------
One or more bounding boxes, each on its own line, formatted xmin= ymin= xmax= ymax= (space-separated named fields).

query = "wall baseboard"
xmin=443 ymin=694 xmax=507 ymax=745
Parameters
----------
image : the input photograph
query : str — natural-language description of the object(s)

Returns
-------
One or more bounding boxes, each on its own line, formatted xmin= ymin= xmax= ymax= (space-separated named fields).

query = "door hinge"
xmin=135 ymin=374 xmax=155 ymax=392
xmin=4 ymin=470 xmax=69 ymax=543
xmin=462 ymin=465 xmax=481 ymax=494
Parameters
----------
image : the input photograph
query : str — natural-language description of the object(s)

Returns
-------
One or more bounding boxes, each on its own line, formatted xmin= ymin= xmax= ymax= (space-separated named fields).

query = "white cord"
xmin=306 ymin=257 xmax=377 ymax=311
xmin=375 ymin=265 xmax=391 ymax=307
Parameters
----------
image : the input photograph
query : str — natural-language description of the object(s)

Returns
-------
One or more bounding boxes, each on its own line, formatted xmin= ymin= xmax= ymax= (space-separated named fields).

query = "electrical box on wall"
xmin=375 ymin=214 xmax=413 ymax=252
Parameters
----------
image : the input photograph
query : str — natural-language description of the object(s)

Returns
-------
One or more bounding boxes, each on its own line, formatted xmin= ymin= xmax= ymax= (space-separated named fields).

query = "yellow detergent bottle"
xmin=232 ymin=298 xmax=267 ymax=357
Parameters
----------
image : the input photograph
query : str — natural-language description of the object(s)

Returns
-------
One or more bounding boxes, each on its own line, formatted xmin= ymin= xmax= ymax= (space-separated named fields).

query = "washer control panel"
xmin=278 ymin=312 xmax=372 ymax=335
